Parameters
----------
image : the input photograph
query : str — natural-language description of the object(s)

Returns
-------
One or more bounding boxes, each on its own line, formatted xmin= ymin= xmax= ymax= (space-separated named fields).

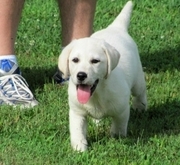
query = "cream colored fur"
xmin=58 ymin=1 xmax=147 ymax=152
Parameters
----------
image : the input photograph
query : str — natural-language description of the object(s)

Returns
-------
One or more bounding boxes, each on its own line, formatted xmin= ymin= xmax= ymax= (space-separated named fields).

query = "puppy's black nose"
xmin=77 ymin=72 xmax=87 ymax=81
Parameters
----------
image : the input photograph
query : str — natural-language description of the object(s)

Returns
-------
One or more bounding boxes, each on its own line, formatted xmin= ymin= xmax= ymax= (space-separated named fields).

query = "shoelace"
xmin=0 ymin=74 xmax=34 ymax=102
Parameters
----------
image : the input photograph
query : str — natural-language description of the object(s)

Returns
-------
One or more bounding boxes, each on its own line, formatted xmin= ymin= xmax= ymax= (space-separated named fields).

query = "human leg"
xmin=57 ymin=0 xmax=97 ymax=47
xmin=0 ymin=0 xmax=38 ymax=107
xmin=0 ymin=0 xmax=24 ymax=55
xmin=54 ymin=0 xmax=97 ymax=83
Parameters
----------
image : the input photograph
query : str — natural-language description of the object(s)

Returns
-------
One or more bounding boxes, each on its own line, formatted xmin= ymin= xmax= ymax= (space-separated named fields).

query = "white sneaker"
xmin=0 ymin=74 xmax=38 ymax=108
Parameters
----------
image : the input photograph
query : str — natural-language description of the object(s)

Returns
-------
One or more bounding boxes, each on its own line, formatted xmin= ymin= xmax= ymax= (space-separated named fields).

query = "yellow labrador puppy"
xmin=58 ymin=1 xmax=147 ymax=151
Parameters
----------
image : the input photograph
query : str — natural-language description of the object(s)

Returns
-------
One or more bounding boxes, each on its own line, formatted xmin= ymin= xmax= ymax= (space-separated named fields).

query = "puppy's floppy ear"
xmin=58 ymin=41 xmax=75 ymax=79
xmin=101 ymin=41 xmax=120 ymax=78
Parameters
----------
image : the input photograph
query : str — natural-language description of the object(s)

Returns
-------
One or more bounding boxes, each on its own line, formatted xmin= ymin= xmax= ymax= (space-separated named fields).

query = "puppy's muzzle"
xmin=77 ymin=72 xmax=87 ymax=82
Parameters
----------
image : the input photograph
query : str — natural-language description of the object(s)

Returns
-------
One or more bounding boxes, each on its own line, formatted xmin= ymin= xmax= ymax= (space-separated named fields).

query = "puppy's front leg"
xmin=110 ymin=106 xmax=130 ymax=138
xmin=69 ymin=109 xmax=88 ymax=152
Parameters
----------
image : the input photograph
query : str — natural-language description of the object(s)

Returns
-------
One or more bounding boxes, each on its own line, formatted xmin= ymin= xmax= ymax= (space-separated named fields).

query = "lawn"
xmin=0 ymin=0 xmax=180 ymax=164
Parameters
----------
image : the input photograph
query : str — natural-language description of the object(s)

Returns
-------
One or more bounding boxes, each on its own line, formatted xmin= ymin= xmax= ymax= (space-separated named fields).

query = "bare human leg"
xmin=57 ymin=0 xmax=97 ymax=47
xmin=0 ymin=0 xmax=24 ymax=55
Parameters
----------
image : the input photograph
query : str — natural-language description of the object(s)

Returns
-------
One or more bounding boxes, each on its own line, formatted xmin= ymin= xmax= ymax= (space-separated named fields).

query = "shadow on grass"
xmin=20 ymin=65 xmax=57 ymax=93
xmin=128 ymin=99 xmax=180 ymax=138
xmin=141 ymin=45 xmax=180 ymax=73
xmin=87 ymin=100 xmax=180 ymax=148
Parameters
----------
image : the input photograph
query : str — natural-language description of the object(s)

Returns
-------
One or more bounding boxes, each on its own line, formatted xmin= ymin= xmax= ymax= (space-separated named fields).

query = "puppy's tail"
xmin=109 ymin=1 xmax=133 ymax=31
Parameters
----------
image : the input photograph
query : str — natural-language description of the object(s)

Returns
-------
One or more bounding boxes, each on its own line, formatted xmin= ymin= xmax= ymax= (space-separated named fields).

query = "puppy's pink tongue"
xmin=77 ymin=85 xmax=91 ymax=104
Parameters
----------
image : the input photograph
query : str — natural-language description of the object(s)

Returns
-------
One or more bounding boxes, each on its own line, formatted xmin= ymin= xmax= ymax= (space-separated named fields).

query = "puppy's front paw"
xmin=71 ymin=139 xmax=88 ymax=152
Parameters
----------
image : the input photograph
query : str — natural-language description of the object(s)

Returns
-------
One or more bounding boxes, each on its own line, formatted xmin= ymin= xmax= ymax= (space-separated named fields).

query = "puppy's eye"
xmin=72 ymin=58 xmax=79 ymax=63
xmin=91 ymin=59 xmax=100 ymax=64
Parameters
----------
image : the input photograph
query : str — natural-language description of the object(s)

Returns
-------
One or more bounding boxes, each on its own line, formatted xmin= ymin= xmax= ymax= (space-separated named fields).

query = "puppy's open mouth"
xmin=76 ymin=79 xmax=99 ymax=104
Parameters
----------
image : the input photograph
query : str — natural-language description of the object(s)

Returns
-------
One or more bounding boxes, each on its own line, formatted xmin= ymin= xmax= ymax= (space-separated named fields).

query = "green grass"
xmin=0 ymin=0 xmax=180 ymax=164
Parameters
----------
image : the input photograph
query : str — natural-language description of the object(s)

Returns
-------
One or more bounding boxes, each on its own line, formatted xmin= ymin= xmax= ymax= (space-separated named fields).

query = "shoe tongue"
xmin=77 ymin=85 xmax=91 ymax=104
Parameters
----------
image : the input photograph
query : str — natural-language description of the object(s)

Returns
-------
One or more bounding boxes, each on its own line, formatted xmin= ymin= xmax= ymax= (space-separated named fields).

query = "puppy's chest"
xmin=83 ymin=98 xmax=117 ymax=119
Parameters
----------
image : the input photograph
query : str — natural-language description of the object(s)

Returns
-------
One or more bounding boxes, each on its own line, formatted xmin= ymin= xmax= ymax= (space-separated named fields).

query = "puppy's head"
xmin=58 ymin=38 xmax=120 ymax=104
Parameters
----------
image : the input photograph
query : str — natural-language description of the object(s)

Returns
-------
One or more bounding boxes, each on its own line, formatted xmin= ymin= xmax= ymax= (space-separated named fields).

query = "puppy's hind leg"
xmin=132 ymin=73 xmax=147 ymax=111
